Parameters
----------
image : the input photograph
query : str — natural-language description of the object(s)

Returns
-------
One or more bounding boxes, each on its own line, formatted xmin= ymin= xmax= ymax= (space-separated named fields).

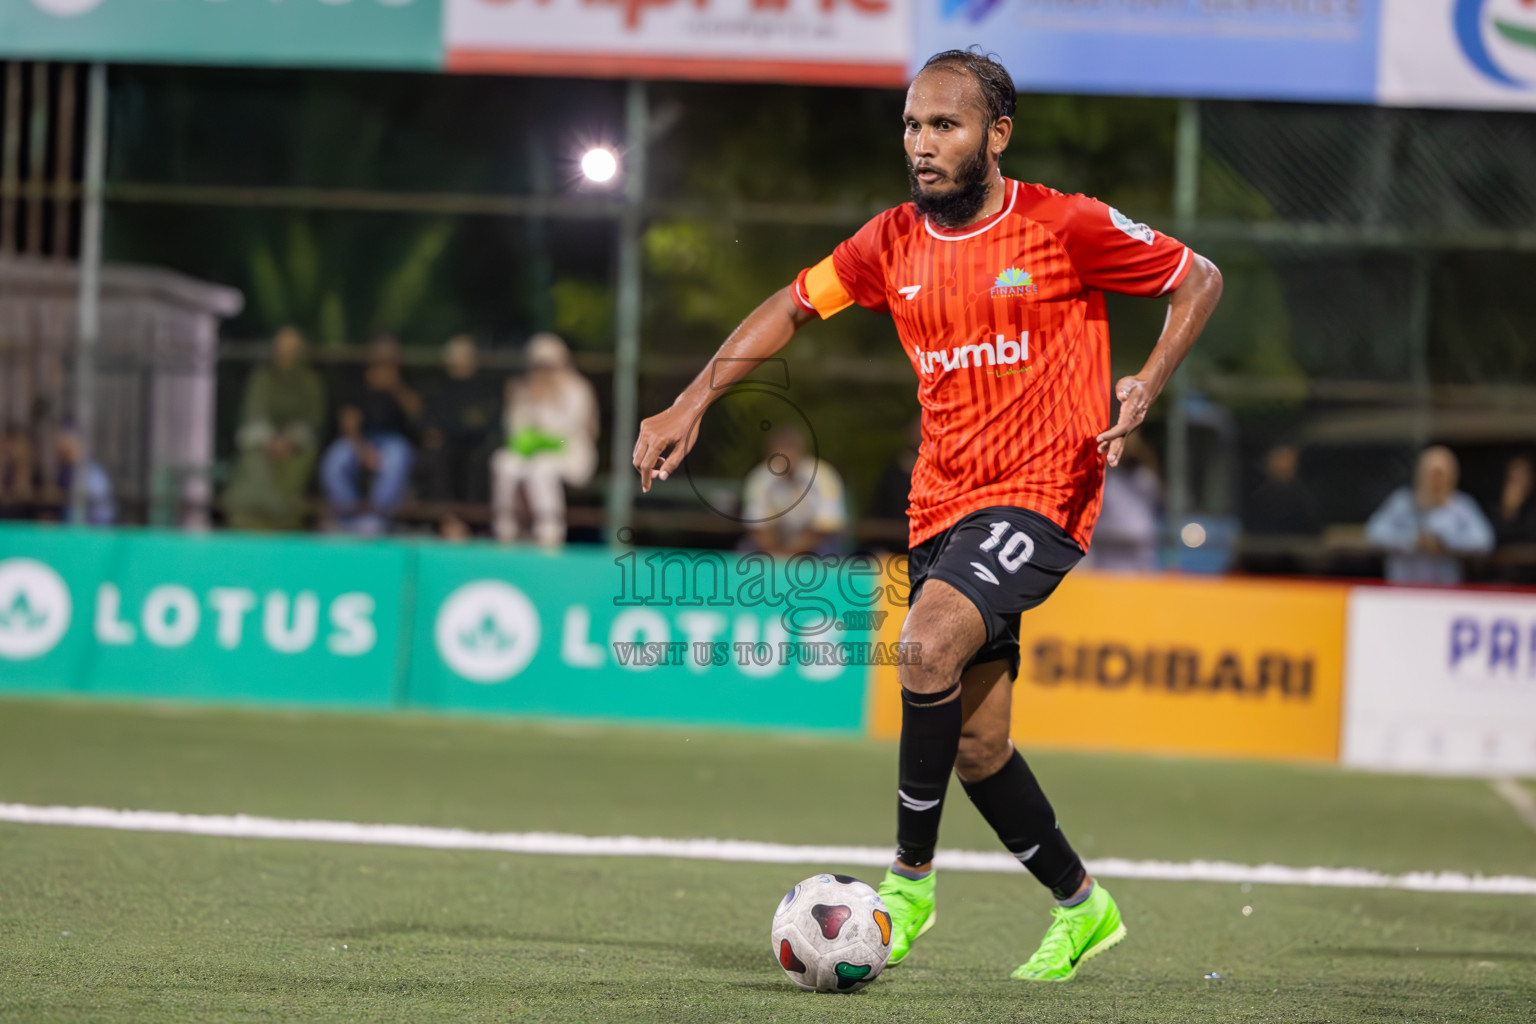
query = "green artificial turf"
xmin=0 ymin=698 xmax=1533 ymax=1022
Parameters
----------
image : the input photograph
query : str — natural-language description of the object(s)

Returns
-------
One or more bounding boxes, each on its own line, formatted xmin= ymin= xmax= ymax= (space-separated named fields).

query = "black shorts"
xmin=907 ymin=506 xmax=1084 ymax=678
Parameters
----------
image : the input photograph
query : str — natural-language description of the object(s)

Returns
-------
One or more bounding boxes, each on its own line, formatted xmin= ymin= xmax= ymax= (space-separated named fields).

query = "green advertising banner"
xmin=0 ymin=0 xmax=442 ymax=70
xmin=0 ymin=524 xmax=407 ymax=706
xmin=407 ymin=544 xmax=877 ymax=733
xmin=0 ymin=525 xmax=884 ymax=732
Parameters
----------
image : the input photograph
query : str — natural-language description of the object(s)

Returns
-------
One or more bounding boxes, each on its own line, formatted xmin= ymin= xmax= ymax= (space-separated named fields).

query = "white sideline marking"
xmin=1490 ymin=778 xmax=1536 ymax=838
xmin=2 ymin=802 xmax=1534 ymax=895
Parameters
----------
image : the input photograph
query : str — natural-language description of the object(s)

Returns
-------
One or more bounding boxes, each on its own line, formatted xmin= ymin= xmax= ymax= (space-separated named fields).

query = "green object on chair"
xmin=508 ymin=428 xmax=565 ymax=458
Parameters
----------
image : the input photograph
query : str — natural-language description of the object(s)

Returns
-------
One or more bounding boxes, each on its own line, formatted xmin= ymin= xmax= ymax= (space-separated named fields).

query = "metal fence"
xmin=2 ymin=62 xmax=1534 ymax=574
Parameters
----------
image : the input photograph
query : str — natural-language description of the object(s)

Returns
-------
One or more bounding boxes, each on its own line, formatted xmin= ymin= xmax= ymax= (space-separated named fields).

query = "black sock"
xmin=894 ymin=681 xmax=962 ymax=868
xmin=961 ymin=748 xmax=1087 ymax=900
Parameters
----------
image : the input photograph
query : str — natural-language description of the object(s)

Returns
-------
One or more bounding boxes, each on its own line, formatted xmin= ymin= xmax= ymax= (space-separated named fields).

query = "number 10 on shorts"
xmin=980 ymin=521 xmax=1035 ymax=573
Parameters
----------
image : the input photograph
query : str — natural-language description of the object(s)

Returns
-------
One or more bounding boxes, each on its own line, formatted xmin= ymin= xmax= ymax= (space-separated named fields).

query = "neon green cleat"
xmin=877 ymin=868 xmax=937 ymax=966
xmin=1011 ymin=883 xmax=1126 ymax=982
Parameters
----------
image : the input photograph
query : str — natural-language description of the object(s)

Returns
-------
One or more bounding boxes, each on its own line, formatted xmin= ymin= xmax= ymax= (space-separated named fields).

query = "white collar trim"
xmin=923 ymin=179 xmax=1017 ymax=242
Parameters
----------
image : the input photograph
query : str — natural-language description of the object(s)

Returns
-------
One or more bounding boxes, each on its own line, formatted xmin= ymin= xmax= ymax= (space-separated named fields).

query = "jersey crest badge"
xmin=1110 ymin=208 xmax=1156 ymax=245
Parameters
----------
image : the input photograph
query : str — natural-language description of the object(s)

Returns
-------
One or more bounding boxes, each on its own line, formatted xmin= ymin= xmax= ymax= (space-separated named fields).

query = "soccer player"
xmin=632 ymin=49 xmax=1223 ymax=979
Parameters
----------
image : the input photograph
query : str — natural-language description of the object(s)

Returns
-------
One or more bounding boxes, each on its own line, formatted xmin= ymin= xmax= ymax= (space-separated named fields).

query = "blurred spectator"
xmin=223 ymin=326 xmax=326 ymax=531
xmin=1496 ymin=454 xmax=1536 ymax=544
xmin=1365 ymin=445 xmax=1494 ymax=585
xmin=415 ymin=334 xmax=499 ymax=506
xmin=320 ymin=334 xmax=421 ymax=535
xmin=742 ymin=424 xmax=847 ymax=556
xmin=1246 ymin=444 xmax=1320 ymax=537
xmin=1494 ymin=454 xmax=1536 ymax=583
xmin=869 ymin=416 xmax=921 ymax=525
xmin=43 ymin=425 xmax=114 ymax=525
xmin=491 ymin=333 xmax=599 ymax=547
xmin=1087 ymin=434 xmax=1161 ymax=573
xmin=0 ymin=425 xmax=37 ymax=519
xmin=1242 ymin=443 xmax=1321 ymax=575
xmin=438 ymin=513 xmax=473 ymax=543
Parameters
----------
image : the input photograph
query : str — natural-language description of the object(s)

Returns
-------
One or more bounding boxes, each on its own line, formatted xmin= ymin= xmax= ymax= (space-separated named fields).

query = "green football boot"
xmin=1011 ymin=883 xmax=1126 ymax=982
xmin=876 ymin=868 xmax=937 ymax=966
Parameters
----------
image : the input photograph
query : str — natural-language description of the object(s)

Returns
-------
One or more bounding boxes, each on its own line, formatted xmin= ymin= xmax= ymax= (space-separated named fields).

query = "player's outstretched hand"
xmin=1097 ymin=375 xmax=1156 ymax=467
xmin=632 ymin=403 xmax=702 ymax=493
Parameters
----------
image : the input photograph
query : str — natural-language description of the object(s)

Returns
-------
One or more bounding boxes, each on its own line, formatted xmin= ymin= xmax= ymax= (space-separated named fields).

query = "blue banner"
xmin=917 ymin=0 xmax=1383 ymax=103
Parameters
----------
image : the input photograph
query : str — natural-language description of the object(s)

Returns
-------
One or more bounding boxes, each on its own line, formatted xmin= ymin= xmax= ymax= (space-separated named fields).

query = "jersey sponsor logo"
xmin=1109 ymin=208 xmax=1156 ymax=246
xmin=898 ymin=284 xmax=922 ymax=301
xmin=915 ymin=333 xmax=1028 ymax=376
xmin=1457 ymin=0 xmax=1536 ymax=88
xmin=990 ymin=267 xmax=1037 ymax=297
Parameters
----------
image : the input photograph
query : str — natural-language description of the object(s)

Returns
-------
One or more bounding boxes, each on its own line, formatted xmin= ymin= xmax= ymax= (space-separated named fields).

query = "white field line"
xmin=2 ymin=802 xmax=1534 ymax=896
xmin=1490 ymin=778 xmax=1536 ymax=837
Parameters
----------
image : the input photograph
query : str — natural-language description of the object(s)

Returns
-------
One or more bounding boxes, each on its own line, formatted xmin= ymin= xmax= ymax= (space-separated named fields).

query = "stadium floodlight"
xmin=581 ymin=147 xmax=619 ymax=184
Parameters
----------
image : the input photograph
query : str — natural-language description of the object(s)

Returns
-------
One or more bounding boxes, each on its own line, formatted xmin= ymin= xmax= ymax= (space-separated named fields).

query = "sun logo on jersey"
xmin=991 ymin=267 xmax=1037 ymax=297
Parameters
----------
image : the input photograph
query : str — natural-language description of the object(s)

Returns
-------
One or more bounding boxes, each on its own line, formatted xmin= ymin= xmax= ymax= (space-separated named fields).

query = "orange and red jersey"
xmin=792 ymin=178 xmax=1192 ymax=550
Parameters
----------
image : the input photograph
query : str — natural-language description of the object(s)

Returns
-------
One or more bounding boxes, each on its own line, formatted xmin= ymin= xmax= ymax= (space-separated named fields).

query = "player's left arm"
xmin=1095 ymin=252 xmax=1223 ymax=467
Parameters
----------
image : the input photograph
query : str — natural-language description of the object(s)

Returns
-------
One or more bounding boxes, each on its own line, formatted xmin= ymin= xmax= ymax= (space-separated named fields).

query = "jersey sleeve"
xmin=791 ymin=209 xmax=897 ymax=318
xmin=1054 ymin=195 xmax=1192 ymax=298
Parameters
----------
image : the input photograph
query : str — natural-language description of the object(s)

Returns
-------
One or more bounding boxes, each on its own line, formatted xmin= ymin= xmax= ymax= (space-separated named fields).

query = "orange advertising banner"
xmin=868 ymin=569 xmax=1349 ymax=763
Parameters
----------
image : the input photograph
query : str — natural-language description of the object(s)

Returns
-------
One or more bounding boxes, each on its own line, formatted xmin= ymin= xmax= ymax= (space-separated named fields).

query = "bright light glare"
xmin=1180 ymin=522 xmax=1208 ymax=549
xmin=581 ymin=148 xmax=618 ymax=183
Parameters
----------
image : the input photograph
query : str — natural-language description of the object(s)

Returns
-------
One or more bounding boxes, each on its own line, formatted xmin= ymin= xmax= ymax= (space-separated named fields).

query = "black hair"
xmin=919 ymin=48 xmax=1017 ymax=123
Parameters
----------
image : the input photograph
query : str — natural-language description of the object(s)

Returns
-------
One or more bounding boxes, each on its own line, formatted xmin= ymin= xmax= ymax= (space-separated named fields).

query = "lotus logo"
xmin=0 ymin=558 xmax=72 ymax=660
xmin=434 ymin=580 xmax=540 ymax=683
xmin=1456 ymin=0 xmax=1536 ymax=88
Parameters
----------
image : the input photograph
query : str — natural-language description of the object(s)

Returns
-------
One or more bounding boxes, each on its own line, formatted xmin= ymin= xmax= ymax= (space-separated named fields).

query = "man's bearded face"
xmin=908 ymin=130 xmax=993 ymax=229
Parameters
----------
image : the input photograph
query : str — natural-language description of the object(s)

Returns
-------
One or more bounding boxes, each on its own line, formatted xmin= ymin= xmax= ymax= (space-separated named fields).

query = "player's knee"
xmin=897 ymin=627 xmax=970 ymax=694
xmin=955 ymin=732 xmax=1011 ymax=782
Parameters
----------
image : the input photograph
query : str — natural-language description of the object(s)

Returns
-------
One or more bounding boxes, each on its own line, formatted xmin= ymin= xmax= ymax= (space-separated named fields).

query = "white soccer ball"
xmin=770 ymin=873 xmax=892 ymax=993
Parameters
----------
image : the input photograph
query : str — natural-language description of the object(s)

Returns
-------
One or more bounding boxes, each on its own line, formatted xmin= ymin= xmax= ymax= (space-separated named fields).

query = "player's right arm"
xmin=632 ymin=286 xmax=816 ymax=493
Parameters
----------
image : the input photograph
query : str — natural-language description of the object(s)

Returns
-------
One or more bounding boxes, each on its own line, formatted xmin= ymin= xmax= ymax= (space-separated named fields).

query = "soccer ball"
xmin=770 ymin=873 xmax=892 ymax=993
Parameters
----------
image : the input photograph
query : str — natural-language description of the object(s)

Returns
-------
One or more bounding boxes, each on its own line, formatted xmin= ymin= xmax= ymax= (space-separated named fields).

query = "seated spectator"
xmin=1494 ymin=453 xmax=1536 ymax=583
xmin=1242 ymin=443 xmax=1321 ymax=574
xmin=1086 ymin=434 xmax=1161 ymax=573
xmin=742 ymin=425 xmax=847 ymax=557
xmin=491 ymin=334 xmax=599 ymax=547
xmin=1247 ymin=444 xmax=1320 ymax=537
xmin=30 ymin=424 xmax=113 ymax=525
xmin=1365 ymin=445 xmax=1493 ymax=585
xmin=1497 ymin=454 xmax=1536 ymax=544
xmin=415 ymin=334 xmax=499 ymax=506
xmin=0 ymin=424 xmax=37 ymax=520
xmin=320 ymin=334 xmax=420 ymax=535
xmin=223 ymin=326 xmax=326 ymax=531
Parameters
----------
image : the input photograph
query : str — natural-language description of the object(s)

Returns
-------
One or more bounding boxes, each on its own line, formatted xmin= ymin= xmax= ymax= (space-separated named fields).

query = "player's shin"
xmin=894 ymin=680 xmax=963 ymax=868
xmin=960 ymin=748 xmax=1087 ymax=900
